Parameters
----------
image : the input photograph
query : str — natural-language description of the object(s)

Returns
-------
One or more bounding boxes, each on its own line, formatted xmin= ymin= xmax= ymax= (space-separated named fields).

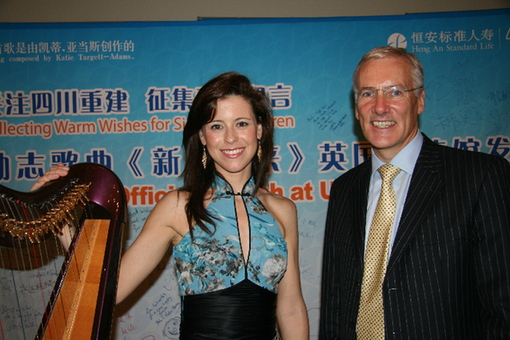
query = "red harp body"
xmin=0 ymin=163 xmax=126 ymax=340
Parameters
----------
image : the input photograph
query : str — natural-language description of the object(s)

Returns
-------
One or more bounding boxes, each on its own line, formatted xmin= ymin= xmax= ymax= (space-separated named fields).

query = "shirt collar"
xmin=371 ymin=131 xmax=423 ymax=176
xmin=213 ymin=174 xmax=256 ymax=198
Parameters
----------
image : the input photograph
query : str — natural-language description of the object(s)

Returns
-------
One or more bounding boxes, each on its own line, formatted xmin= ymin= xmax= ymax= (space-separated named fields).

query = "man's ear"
xmin=417 ymin=89 xmax=426 ymax=115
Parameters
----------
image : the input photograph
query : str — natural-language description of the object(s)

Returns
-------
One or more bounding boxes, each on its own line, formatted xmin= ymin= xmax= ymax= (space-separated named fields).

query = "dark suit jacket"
xmin=319 ymin=134 xmax=510 ymax=339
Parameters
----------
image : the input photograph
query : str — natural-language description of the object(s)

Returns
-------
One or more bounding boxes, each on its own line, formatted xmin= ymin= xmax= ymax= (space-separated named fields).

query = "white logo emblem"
xmin=387 ymin=33 xmax=407 ymax=49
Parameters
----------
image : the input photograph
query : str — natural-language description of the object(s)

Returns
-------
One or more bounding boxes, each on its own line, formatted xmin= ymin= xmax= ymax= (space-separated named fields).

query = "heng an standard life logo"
xmin=386 ymin=26 xmax=509 ymax=54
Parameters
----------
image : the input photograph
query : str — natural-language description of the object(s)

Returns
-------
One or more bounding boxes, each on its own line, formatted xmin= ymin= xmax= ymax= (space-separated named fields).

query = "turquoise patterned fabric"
xmin=172 ymin=175 xmax=288 ymax=296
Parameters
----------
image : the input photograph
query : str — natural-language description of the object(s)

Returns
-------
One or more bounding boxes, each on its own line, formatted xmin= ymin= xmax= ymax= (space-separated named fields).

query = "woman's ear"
xmin=199 ymin=129 xmax=206 ymax=145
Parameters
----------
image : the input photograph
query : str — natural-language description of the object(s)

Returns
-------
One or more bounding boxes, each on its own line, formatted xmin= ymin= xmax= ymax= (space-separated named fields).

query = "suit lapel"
xmin=354 ymin=161 xmax=372 ymax=260
xmin=387 ymin=136 xmax=444 ymax=271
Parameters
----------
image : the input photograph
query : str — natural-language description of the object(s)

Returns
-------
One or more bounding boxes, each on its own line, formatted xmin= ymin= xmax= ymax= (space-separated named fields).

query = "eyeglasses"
xmin=356 ymin=85 xmax=423 ymax=102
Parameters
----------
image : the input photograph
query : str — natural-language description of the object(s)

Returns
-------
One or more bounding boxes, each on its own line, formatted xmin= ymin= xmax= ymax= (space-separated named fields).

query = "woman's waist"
xmin=182 ymin=278 xmax=277 ymax=309
xmin=180 ymin=279 xmax=278 ymax=339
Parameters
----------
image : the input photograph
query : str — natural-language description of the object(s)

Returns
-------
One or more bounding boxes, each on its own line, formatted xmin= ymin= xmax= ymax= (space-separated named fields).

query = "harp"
xmin=0 ymin=163 xmax=127 ymax=340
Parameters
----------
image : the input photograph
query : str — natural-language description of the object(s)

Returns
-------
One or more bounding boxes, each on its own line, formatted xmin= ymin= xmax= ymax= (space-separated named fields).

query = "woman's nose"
xmin=224 ymin=128 xmax=237 ymax=143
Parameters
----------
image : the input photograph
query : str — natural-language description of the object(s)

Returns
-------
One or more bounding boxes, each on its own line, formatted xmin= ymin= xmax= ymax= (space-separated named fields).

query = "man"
xmin=319 ymin=46 xmax=510 ymax=339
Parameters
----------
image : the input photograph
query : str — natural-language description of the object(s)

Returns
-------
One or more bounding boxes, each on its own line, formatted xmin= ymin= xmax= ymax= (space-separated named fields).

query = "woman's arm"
xmin=116 ymin=190 xmax=185 ymax=303
xmin=264 ymin=194 xmax=310 ymax=339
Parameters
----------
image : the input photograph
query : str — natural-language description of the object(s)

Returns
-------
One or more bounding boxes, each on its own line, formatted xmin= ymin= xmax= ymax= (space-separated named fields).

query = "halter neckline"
xmin=212 ymin=175 xmax=256 ymax=197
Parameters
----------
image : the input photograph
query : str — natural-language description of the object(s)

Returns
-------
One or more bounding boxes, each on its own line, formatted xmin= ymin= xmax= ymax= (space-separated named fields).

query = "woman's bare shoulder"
xmin=257 ymin=188 xmax=297 ymax=237
xmin=147 ymin=188 xmax=190 ymax=237
xmin=257 ymin=187 xmax=295 ymax=210
xmin=157 ymin=188 xmax=189 ymax=205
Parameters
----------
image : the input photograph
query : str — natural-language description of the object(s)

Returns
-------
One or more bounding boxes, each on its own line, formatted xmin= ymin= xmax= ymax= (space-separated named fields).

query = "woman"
xmin=33 ymin=72 xmax=309 ymax=339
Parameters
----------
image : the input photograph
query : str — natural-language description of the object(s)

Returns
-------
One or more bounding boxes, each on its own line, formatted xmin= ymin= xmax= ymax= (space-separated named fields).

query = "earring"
xmin=257 ymin=140 xmax=262 ymax=161
xmin=202 ymin=146 xmax=207 ymax=169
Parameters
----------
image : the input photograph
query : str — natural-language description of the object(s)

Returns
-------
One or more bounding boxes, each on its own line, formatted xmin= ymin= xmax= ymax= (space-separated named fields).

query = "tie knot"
xmin=378 ymin=164 xmax=401 ymax=183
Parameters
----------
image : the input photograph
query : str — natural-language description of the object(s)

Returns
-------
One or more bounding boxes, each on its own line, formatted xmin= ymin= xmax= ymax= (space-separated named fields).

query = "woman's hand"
xmin=30 ymin=163 xmax=70 ymax=191
xmin=29 ymin=164 xmax=72 ymax=249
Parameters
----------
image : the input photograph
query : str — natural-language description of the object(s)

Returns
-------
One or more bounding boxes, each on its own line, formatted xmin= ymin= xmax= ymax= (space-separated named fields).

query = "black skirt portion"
xmin=179 ymin=279 xmax=278 ymax=339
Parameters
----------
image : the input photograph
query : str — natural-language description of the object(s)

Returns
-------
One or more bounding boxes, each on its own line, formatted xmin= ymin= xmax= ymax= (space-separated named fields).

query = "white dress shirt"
xmin=364 ymin=132 xmax=424 ymax=260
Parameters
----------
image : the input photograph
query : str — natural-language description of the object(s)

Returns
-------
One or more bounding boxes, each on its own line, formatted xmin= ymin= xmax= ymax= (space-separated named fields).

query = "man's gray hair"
xmin=352 ymin=46 xmax=424 ymax=98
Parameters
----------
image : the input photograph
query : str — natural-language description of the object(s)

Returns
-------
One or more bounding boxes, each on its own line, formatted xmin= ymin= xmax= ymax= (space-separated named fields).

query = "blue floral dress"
xmin=172 ymin=175 xmax=288 ymax=339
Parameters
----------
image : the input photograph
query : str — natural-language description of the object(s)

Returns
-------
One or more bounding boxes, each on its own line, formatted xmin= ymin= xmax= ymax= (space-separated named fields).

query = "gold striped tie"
xmin=357 ymin=164 xmax=402 ymax=340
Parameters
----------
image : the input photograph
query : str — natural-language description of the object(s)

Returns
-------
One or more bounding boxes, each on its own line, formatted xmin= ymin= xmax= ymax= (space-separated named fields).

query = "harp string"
xmin=39 ymin=199 xmax=92 ymax=340
xmin=0 ymin=186 xmax=89 ymax=340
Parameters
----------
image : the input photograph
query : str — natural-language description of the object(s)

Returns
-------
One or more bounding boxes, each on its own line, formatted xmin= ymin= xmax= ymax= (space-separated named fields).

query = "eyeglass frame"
xmin=355 ymin=85 xmax=424 ymax=102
